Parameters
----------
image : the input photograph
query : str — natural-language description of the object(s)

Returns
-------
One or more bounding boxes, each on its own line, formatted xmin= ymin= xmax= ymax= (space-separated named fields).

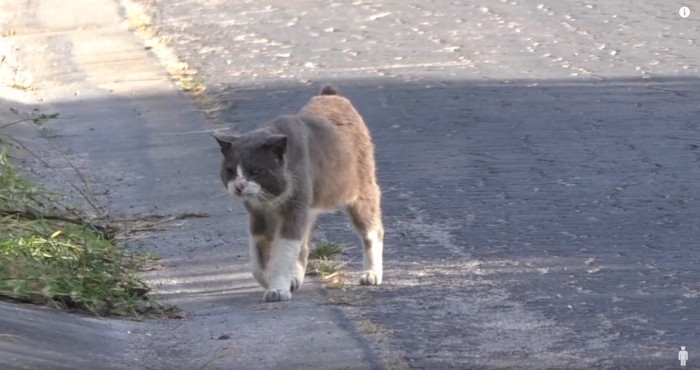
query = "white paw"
xmin=290 ymin=276 xmax=304 ymax=292
xmin=359 ymin=270 xmax=382 ymax=285
xmin=291 ymin=262 xmax=305 ymax=292
xmin=263 ymin=289 xmax=292 ymax=302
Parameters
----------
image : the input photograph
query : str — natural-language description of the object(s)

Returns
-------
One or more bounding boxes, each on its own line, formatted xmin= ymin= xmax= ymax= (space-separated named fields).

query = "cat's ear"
xmin=264 ymin=135 xmax=287 ymax=161
xmin=213 ymin=133 xmax=238 ymax=154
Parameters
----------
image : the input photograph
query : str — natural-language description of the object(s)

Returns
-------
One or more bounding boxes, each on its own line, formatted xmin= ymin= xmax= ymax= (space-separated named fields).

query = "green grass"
xmin=306 ymin=257 xmax=344 ymax=277
xmin=0 ymin=148 xmax=168 ymax=317
xmin=308 ymin=241 xmax=344 ymax=259
xmin=306 ymin=241 xmax=348 ymax=290
xmin=306 ymin=241 xmax=373 ymax=305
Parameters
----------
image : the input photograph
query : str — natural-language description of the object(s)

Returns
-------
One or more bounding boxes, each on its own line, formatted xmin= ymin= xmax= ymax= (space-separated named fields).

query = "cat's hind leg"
xmin=347 ymin=187 xmax=384 ymax=285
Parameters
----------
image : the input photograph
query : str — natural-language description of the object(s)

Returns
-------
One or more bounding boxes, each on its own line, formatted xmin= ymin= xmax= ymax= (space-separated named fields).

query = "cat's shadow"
xmin=214 ymin=279 xmax=335 ymax=311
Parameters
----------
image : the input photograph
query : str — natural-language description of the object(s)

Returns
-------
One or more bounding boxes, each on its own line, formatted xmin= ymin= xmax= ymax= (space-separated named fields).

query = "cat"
xmin=214 ymin=86 xmax=384 ymax=302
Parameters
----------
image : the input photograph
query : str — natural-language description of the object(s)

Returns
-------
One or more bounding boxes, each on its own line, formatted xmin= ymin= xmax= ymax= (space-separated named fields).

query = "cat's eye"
xmin=226 ymin=168 xmax=236 ymax=177
xmin=249 ymin=168 xmax=261 ymax=176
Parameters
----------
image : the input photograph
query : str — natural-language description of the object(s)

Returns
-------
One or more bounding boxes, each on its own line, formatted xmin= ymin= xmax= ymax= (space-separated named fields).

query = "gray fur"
xmin=215 ymin=86 xmax=384 ymax=302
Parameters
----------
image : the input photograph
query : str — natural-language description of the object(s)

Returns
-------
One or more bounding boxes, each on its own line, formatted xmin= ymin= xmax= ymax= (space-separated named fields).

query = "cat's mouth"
xmin=228 ymin=180 xmax=263 ymax=200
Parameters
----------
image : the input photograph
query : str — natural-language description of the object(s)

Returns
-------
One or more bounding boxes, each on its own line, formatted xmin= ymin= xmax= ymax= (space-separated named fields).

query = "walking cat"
xmin=214 ymin=86 xmax=384 ymax=302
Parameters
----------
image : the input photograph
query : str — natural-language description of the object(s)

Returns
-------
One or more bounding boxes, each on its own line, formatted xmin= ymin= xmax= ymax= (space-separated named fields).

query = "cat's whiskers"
xmin=271 ymin=178 xmax=296 ymax=207
xmin=256 ymin=190 xmax=276 ymax=203
xmin=248 ymin=172 xmax=297 ymax=207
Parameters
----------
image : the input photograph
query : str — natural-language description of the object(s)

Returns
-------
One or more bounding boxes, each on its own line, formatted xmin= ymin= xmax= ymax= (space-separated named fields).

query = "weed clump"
xmin=0 ymin=149 xmax=166 ymax=317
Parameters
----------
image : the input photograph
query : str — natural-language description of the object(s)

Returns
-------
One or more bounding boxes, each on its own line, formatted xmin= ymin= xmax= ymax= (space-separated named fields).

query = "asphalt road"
xmin=140 ymin=0 xmax=699 ymax=368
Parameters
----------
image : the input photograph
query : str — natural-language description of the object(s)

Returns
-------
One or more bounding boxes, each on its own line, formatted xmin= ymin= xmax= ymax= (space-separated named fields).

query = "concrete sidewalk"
xmin=0 ymin=0 xmax=380 ymax=369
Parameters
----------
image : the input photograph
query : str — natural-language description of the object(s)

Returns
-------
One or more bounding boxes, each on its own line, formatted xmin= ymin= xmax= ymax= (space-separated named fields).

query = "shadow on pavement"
xmin=213 ymin=75 xmax=700 ymax=369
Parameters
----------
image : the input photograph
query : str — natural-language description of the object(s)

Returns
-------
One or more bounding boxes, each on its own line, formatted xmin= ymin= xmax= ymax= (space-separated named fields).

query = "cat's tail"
xmin=320 ymin=85 xmax=339 ymax=96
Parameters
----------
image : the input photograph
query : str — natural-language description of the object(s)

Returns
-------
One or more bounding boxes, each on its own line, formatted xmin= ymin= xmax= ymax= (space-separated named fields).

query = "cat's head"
xmin=214 ymin=131 xmax=289 ymax=205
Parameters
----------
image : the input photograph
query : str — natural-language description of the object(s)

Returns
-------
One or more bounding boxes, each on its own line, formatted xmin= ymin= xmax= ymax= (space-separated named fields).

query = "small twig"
xmin=2 ymin=110 xmax=104 ymax=215
xmin=0 ymin=134 xmax=105 ymax=216
xmin=0 ymin=209 xmax=85 ymax=224
xmin=26 ymin=192 xmax=84 ymax=221
xmin=99 ymin=212 xmax=209 ymax=223
xmin=321 ymin=272 xmax=340 ymax=281
xmin=98 ymin=212 xmax=209 ymax=239
xmin=46 ymin=139 xmax=104 ymax=215
xmin=0 ymin=209 xmax=117 ymax=237
xmin=0 ymin=334 xmax=25 ymax=342
xmin=0 ymin=117 xmax=35 ymax=130
xmin=0 ymin=209 xmax=209 ymax=241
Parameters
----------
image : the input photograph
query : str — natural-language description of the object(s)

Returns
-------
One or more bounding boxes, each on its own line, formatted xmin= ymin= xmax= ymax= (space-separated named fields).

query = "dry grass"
xmin=306 ymin=241 xmax=372 ymax=305
xmin=306 ymin=241 xmax=346 ymax=285
xmin=1 ymin=29 xmax=17 ymax=38
xmin=0 ymin=148 xmax=189 ymax=317
xmin=0 ymin=111 xmax=190 ymax=318
xmin=122 ymin=0 xmax=221 ymax=122
xmin=0 ymin=149 xmax=148 ymax=316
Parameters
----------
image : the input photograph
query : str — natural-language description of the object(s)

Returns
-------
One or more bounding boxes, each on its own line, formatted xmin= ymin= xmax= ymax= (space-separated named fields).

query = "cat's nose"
xmin=234 ymin=182 xmax=246 ymax=194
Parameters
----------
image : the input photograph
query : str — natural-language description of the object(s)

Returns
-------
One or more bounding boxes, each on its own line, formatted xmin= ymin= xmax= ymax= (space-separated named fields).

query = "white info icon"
xmin=679 ymin=6 xmax=690 ymax=18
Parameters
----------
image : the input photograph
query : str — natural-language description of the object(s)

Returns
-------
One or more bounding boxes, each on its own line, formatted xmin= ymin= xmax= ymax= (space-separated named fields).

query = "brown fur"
xmin=215 ymin=86 xmax=384 ymax=302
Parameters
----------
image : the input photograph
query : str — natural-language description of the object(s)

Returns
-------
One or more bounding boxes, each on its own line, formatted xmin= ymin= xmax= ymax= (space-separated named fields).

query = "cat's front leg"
xmin=247 ymin=205 xmax=273 ymax=289
xmin=263 ymin=238 xmax=301 ymax=302
xmin=262 ymin=210 xmax=308 ymax=302
xmin=250 ymin=235 xmax=270 ymax=289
